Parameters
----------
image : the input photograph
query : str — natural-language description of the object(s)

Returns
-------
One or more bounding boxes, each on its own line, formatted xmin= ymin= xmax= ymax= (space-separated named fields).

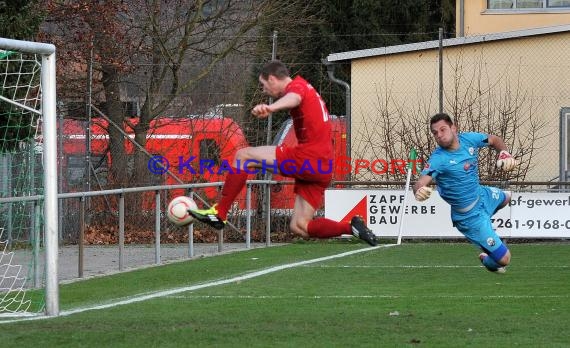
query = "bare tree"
xmin=43 ymin=0 xmax=317 ymax=188
xmin=352 ymin=49 xmax=551 ymax=184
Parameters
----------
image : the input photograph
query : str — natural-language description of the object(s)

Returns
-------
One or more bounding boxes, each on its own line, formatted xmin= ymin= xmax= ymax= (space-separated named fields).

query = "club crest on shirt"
xmin=486 ymin=237 xmax=495 ymax=247
xmin=468 ymin=147 xmax=475 ymax=155
xmin=463 ymin=163 xmax=471 ymax=171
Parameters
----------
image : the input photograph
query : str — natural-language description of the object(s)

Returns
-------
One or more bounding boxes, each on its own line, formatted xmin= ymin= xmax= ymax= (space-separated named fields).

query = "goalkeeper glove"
xmin=496 ymin=150 xmax=517 ymax=171
xmin=415 ymin=186 xmax=433 ymax=202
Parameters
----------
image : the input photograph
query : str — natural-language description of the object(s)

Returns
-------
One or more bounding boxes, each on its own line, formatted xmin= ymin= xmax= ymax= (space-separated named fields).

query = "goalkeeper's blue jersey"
xmin=421 ymin=132 xmax=489 ymax=219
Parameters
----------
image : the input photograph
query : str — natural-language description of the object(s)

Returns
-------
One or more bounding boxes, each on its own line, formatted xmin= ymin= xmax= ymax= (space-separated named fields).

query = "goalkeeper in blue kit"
xmin=413 ymin=113 xmax=519 ymax=273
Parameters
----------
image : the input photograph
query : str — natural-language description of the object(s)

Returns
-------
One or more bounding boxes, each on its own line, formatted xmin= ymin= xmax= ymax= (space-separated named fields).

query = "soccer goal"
xmin=0 ymin=37 xmax=58 ymax=317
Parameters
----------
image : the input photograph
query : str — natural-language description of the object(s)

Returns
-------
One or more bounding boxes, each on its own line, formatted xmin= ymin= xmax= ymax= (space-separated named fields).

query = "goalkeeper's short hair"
xmin=430 ymin=113 xmax=453 ymax=127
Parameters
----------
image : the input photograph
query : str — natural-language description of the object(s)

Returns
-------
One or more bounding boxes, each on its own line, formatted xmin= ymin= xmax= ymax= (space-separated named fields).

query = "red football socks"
xmin=307 ymin=218 xmax=351 ymax=238
xmin=217 ymin=168 xmax=248 ymax=220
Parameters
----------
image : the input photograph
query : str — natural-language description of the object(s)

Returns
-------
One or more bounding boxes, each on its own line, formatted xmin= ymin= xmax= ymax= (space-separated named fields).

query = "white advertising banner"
xmin=507 ymin=193 xmax=570 ymax=238
xmin=324 ymin=189 xmax=570 ymax=238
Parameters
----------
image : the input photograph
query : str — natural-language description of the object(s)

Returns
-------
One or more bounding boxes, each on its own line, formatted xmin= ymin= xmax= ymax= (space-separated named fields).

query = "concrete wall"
xmin=349 ymin=31 xmax=570 ymax=182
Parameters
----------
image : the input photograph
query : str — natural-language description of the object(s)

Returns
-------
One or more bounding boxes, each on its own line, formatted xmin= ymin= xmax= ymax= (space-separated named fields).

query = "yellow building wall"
xmin=457 ymin=0 xmax=570 ymax=36
xmin=349 ymin=32 xmax=570 ymax=182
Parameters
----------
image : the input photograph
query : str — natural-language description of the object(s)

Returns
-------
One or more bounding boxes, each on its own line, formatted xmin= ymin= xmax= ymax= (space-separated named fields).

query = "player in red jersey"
xmin=189 ymin=60 xmax=376 ymax=246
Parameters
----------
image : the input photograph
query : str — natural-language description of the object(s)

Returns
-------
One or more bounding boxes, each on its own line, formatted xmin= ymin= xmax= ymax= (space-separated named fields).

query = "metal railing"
xmin=0 ymin=179 xmax=293 ymax=280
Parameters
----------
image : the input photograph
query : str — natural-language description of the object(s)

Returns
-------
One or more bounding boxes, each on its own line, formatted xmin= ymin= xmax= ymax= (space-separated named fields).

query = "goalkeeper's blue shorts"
xmin=453 ymin=186 xmax=509 ymax=260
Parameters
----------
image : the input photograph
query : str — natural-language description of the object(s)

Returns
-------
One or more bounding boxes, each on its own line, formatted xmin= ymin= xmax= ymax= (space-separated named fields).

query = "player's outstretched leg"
xmin=188 ymin=204 xmax=226 ymax=230
xmin=350 ymin=216 xmax=378 ymax=246
xmin=479 ymin=252 xmax=506 ymax=274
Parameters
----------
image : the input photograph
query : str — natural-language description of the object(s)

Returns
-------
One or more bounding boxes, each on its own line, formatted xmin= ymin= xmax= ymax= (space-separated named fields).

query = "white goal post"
xmin=0 ymin=37 xmax=58 ymax=316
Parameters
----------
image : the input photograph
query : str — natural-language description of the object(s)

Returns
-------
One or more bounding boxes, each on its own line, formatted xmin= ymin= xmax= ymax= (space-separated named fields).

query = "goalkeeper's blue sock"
xmin=481 ymin=254 xmax=502 ymax=271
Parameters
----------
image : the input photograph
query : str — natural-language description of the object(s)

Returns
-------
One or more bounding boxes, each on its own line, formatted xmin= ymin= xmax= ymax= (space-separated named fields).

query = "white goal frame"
xmin=0 ymin=37 xmax=58 ymax=316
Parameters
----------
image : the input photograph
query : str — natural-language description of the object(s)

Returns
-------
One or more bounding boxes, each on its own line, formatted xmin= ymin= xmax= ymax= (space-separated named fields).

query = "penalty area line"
xmin=0 ymin=244 xmax=393 ymax=324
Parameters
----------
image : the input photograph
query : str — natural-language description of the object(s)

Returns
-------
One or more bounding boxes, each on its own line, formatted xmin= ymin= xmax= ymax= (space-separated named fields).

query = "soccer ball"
xmin=167 ymin=196 xmax=197 ymax=226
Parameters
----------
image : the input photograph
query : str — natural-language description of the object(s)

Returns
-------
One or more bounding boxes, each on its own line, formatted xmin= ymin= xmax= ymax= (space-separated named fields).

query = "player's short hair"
xmin=260 ymin=60 xmax=290 ymax=80
xmin=430 ymin=113 xmax=454 ymax=127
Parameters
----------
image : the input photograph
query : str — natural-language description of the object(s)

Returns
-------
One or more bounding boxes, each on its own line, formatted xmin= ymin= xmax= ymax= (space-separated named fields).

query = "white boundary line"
xmin=304 ymin=265 xmax=570 ymax=268
xmin=0 ymin=244 xmax=392 ymax=323
xmin=166 ymin=294 xmax=570 ymax=299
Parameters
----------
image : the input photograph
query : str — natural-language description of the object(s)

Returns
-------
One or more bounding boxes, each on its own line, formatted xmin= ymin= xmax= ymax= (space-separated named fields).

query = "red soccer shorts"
xmin=275 ymin=145 xmax=333 ymax=210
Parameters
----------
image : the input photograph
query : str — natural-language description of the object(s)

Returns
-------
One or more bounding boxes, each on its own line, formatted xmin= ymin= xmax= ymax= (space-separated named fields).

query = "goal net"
xmin=0 ymin=38 xmax=58 ymax=318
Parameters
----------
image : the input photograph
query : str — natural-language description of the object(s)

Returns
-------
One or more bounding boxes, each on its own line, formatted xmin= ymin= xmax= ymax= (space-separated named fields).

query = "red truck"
xmin=62 ymin=115 xmax=247 ymax=204
xmin=61 ymin=114 xmax=347 ymax=212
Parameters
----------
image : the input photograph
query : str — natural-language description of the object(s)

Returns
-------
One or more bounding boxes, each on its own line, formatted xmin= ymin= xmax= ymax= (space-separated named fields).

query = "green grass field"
xmin=2 ymin=241 xmax=570 ymax=347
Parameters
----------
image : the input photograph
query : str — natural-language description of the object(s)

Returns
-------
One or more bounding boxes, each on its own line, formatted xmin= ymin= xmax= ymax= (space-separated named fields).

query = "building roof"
xmin=326 ymin=24 xmax=570 ymax=62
